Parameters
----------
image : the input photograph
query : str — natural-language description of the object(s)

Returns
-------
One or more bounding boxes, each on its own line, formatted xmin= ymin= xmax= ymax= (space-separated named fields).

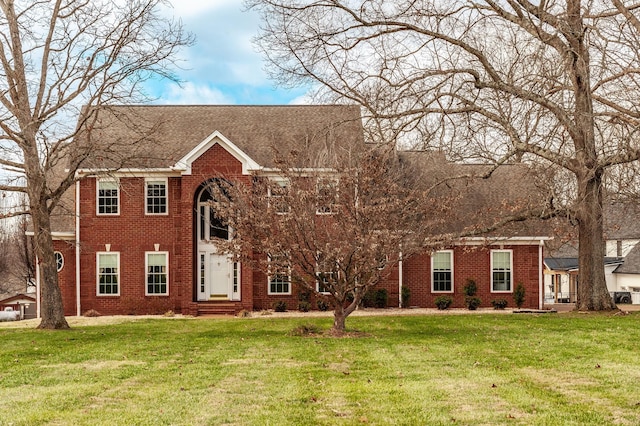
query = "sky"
xmin=147 ymin=0 xmax=310 ymax=105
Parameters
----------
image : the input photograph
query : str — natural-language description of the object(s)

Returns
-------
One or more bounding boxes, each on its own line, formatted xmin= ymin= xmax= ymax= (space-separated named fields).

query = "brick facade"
xmin=51 ymin=134 xmax=544 ymax=316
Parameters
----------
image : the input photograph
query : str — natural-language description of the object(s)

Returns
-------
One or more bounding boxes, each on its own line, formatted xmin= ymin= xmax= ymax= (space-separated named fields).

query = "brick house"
xmin=42 ymin=105 xmax=549 ymax=317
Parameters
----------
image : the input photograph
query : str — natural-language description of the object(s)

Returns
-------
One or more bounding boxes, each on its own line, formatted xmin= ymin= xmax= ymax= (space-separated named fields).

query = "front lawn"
xmin=1 ymin=312 xmax=639 ymax=425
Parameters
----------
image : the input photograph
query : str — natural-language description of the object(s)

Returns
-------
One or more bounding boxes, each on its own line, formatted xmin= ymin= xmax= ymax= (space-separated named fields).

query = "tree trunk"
xmin=32 ymin=200 xmax=70 ymax=329
xmin=332 ymin=297 xmax=358 ymax=334
xmin=575 ymin=171 xmax=616 ymax=311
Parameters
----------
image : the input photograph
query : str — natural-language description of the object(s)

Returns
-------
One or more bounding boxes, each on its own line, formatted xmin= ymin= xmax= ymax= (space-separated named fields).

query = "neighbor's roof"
xmin=614 ymin=243 xmax=640 ymax=274
xmin=545 ymin=257 xmax=624 ymax=272
xmin=76 ymin=104 xmax=365 ymax=170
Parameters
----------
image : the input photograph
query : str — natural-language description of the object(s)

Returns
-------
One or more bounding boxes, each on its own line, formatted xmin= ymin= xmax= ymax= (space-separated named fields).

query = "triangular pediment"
xmin=173 ymin=130 xmax=261 ymax=175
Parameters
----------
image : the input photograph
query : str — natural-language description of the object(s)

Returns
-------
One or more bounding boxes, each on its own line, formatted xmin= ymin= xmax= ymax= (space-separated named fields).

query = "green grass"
xmin=1 ymin=312 xmax=640 ymax=425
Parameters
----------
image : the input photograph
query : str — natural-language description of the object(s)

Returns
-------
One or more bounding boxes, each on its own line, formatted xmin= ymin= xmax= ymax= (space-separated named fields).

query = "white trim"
xmin=457 ymin=237 xmax=552 ymax=246
xmin=174 ymin=130 xmax=260 ymax=175
xmin=431 ymin=250 xmax=454 ymax=293
xmin=144 ymin=178 xmax=169 ymax=216
xmin=54 ymin=251 xmax=64 ymax=272
xmin=491 ymin=249 xmax=513 ymax=293
xmin=96 ymin=252 xmax=121 ymax=296
xmin=96 ymin=178 xmax=120 ymax=216
xmin=25 ymin=231 xmax=75 ymax=240
xmin=76 ymin=168 xmax=181 ymax=178
xmin=76 ymin=180 xmax=81 ymax=316
xmin=145 ymin=251 xmax=169 ymax=296
xmin=267 ymin=254 xmax=292 ymax=295
xmin=398 ymin=251 xmax=403 ymax=308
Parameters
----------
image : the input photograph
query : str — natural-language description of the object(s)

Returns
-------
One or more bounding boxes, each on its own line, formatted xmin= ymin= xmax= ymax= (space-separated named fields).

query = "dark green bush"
xmin=297 ymin=301 xmax=311 ymax=312
xmin=272 ymin=300 xmax=287 ymax=312
xmin=434 ymin=295 xmax=453 ymax=310
xmin=463 ymin=278 xmax=478 ymax=296
xmin=401 ymin=286 xmax=411 ymax=308
xmin=374 ymin=289 xmax=388 ymax=308
xmin=465 ymin=296 xmax=482 ymax=310
xmin=317 ymin=299 xmax=330 ymax=311
xmin=514 ymin=282 xmax=526 ymax=308
xmin=491 ymin=298 xmax=508 ymax=310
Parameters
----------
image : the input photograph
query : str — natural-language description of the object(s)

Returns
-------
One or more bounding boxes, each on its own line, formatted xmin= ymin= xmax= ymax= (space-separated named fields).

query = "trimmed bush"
xmin=272 ymin=300 xmax=287 ymax=312
xmin=491 ymin=298 xmax=508 ymax=310
xmin=401 ymin=286 xmax=411 ymax=308
xmin=374 ymin=289 xmax=388 ymax=308
xmin=514 ymin=282 xmax=526 ymax=308
xmin=317 ymin=300 xmax=330 ymax=311
xmin=297 ymin=301 xmax=311 ymax=312
xmin=465 ymin=296 xmax=482 ymax=310
xmin=463 ymin=278 xmax=478 ymax=296
xmin=434 ymin=295 xmax=453 ymax=310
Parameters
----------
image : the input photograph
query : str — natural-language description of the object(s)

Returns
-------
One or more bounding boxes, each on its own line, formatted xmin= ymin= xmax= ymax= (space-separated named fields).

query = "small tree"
xmin=213 ymin=147 xmax=453 ymax=334
xmin=514 ymin=283 xmax=526 ymax=309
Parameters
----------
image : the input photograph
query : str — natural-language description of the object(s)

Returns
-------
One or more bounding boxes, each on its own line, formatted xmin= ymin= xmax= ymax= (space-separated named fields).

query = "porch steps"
xmin=192 ymin=301 xmax=241 ymax=316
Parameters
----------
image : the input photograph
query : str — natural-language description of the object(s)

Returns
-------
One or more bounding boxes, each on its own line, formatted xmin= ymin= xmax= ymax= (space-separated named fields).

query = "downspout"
xmin=539 ymin=240 xmax=544 ymax=309
xmin=398 ymin=251 xmax=403 ymax=308
xmin=75 ymin=180 xmax=81 ymax=316
xmin=35 ymin=254 xmax=40 ymax=318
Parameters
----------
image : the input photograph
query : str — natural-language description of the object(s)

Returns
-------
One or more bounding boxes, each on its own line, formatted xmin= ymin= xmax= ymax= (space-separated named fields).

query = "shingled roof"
xmin=76 ymin=105 xmax=365 ymax=170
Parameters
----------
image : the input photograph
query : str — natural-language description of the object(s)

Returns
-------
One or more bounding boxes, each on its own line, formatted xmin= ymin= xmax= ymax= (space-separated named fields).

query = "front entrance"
xmin=195 ymin=182 xmax=241 ymax=302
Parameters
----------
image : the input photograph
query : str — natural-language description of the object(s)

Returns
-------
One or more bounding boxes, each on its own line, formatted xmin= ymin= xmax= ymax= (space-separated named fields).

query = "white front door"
xmin=196 ymin=183 xmax=241 ymax=301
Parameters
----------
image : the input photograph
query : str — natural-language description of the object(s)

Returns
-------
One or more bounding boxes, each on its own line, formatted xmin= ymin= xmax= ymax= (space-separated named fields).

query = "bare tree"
xmin=0 ymin=0 xmax=191 ymax=328
xmin=211 ymin=148 xmax=454 ymax=333
xmin=247 ymin=0 xmax=640 ymax=310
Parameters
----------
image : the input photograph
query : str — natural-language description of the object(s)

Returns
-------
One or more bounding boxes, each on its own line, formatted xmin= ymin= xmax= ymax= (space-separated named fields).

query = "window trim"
xmin=145 ymin=251 xmax=169 ymax=296
xmin=145 ymin=178 xmax=169 ymax=216
xmin=54 ymin=251 xmax=64 ymax=272
xmin=96 ymin=178 xmax=120 ymax=216
xmin=491 ymin=249 xmax=513 ymax=293
xmin=267 ymin=254 xmax=291 ymax=295
xmin=268 ymin=178 xmax=290 ymax=214
xmin=96 ymin=252 xmax=120 ymax=296
xmin=316 ymin=177 xmax=339 ymax=215
xmin=431 ymin=250 xmax=454 ymax=293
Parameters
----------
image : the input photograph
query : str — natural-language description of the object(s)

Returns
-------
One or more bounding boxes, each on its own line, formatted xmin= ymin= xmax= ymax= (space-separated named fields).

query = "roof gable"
xmin=174 ymin=130 xmax=260 ymax=175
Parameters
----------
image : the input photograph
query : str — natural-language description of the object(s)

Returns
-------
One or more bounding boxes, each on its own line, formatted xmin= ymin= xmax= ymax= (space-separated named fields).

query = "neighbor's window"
xmin=97 ymin=179 xmax=119 ymax=215
xmin=268 ymin=254 xmax=291 ymax=294
xmin=145 ymin=179 xmax=168 ymax=215
xmin=146 ymin=252 xmax=168 ymax=295
xmin=432 ymin=250 xmax=453 ymax=292
xmin=491 ymin=250 xmax=512 ymax=292
xmin=97 ymin=252 xmax=120 ymax=296
xmin=316 ymin=178 xmax=338 ymax=214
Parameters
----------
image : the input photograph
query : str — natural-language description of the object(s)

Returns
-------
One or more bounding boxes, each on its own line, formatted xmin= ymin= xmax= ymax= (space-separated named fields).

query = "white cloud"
xmin=159 ymin=82 xmax=233 ymax=105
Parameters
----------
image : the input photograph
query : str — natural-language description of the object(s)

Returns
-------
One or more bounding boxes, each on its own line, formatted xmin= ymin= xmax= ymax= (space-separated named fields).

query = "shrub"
xmin=401 ymin=286 xmax=411 ymax=308
xmin=463 ymin=278 xmax=478 ymax=296
xmin=272 ymin=301 xmax=287 ymax=312
xmin=361 ymin=290 xmax=376 ymax=307
xmin=434 ymin=295 xmax=453 ymax=310
xmin=298 ymin=289 xmax=312 ymax=302
xmin=317 ymin=299 xmax=330 ymax=311
xmin=514 ymin=283 xmax=526 ymax=308
xmin=297 ymin=301 xmax=311 ymax=312
xmin=374 ymin=289 xmax=388 ymax=308
xmin=491 ymin=299 xmax=508 ymax=310
xmin=465 ymin=296 xmax=482 ymax=310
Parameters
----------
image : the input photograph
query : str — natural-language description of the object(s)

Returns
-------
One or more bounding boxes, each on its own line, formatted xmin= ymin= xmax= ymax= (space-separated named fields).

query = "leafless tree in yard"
xmin=0 ymin=0 xmax=192 ymax=328
xmin=247 ymin=0 xmax=640 ymax=311
xmin=212 ymin=147 xmax=458 ymax=333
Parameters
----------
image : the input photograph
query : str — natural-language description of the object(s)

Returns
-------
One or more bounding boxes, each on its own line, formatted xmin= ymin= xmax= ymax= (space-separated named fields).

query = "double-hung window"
xmin=268 ymin=179 xmax=290 ymax=214
xmin=316 ymin=178 xmax=338 ymax=214
xmin=316 ymin=255 xmax=338 ymax=294
xmin=146 ymin=252 xmax=168 ymax=295
xmin=491 ymin=250 xmax=513 ymax=292
xmin=268 ymin=254 xmax=291 ymax=295
xmin=432 ymin=250 xmax=453 ymax=292
xmin=97 ymin=179 xmax=119 ymax=215
xmin=146 ymin=179 xmax=168 ymax=215
xmin=97 ymin=252 xmax=120 ymax=295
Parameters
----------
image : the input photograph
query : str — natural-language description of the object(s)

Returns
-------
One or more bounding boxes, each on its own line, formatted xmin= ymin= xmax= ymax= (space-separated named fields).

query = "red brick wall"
xmin=379 ymin=245 xmax=541 ymax=309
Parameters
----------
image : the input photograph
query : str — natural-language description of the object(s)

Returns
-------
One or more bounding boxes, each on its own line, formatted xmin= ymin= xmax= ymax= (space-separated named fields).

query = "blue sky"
xmin=147 ymin=0 xmax=310 ymax=105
